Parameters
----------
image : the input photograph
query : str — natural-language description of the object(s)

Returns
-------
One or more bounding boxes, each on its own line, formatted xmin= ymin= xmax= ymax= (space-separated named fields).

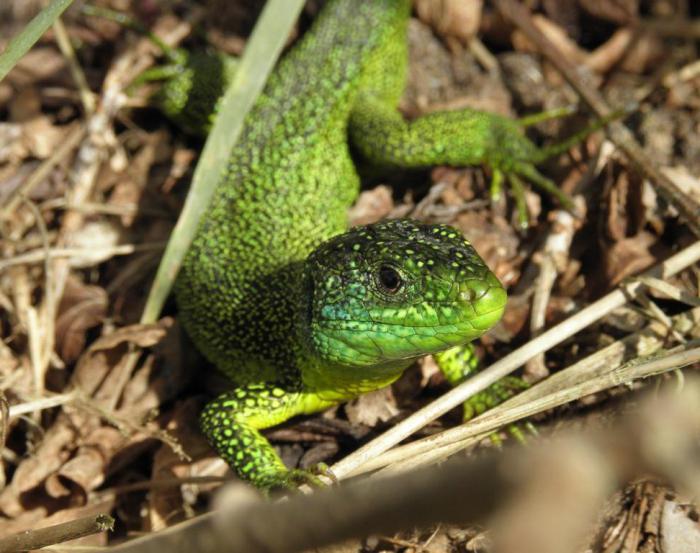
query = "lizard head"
xmin=302 ymin=219 xmax=507 ymax=369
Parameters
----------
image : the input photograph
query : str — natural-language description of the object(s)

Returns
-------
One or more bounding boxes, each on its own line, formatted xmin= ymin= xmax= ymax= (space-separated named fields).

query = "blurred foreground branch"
xmin=0 ymin=513 xmax=113 ymax=553
xmin=110 ymin=381 xmax=700 ymax=553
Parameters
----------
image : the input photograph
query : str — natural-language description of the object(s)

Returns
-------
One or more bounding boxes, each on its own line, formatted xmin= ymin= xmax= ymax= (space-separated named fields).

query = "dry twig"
xmin=372 ymin=343 xmax=700 ymax=476
xmin=107 ymin=382 xmax=700 ymax=553
xmin=331 ymin=240 xmax=700 ymax=480
xmin=0 ymin=513 xmax=114 ymax=553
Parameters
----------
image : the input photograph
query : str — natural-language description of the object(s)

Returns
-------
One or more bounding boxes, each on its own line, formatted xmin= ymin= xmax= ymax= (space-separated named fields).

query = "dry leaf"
xmin=5 ymin=47 xmax=68 ymax=89
xmin=149 ymin=398 xmax=228 ymax=531
xmin=345 ymin=387 xmax=398 ymax=427
xmin=55 ymin=274 xmax=108 ymax=363
xmin=67 ymin=220 xmax=123 ymax=268
xmin=0 ymin=320 xmax=173 ymax=517
xmin=603 ymin=232 xmax=657 ymax=286
xmin=57 ymin=426 xmax=127 ymax=495
xmin=8 ymin=87 xmax=41 ymax=122
xmin=0 ymin=123 xmax=23 ymax=164
xmin=108 ymin=131 xmax=166 ymax=227
xmin=348 ymin=185 xmax=394 ymax=226
xmin=414 ymin=0 xmax=483 ymax=42
xmin=578 ymin=0 xmax=639 ymax=24
xmin=22 ymin=118 xmax=69 ymax=160
xmin=119 ymin=321 xmax=191 ymax=414
xmin=74 ymin=319 xmax=173 ymax=398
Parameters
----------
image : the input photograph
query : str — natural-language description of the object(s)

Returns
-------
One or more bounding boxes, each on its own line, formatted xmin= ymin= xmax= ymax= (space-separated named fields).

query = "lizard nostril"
xmin=459 ymin=289 xmax=476 ymax=302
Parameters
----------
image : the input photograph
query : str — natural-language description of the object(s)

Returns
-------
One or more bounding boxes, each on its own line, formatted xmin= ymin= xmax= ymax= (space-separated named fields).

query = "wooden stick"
xmin=107 ymin=382 xmax=700 ymax=553
xmin=331 ymin=240 xmax=700 ymax=480
xmin=0 ymin=514 xmax=114 ymax=553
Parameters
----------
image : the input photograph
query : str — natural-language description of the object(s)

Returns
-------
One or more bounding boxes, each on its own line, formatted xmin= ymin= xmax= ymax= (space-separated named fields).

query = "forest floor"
xmin=1 ymin=0 xmax=699 ymax=551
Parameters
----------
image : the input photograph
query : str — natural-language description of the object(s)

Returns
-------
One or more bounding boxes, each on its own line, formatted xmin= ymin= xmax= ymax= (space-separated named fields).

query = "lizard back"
xmin=176 ymin=0 xmax=411 ymax=382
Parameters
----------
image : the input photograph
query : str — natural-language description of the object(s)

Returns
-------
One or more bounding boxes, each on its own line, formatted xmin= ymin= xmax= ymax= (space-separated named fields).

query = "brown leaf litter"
xmin=1 ymin=1 xmax=699 ymax=551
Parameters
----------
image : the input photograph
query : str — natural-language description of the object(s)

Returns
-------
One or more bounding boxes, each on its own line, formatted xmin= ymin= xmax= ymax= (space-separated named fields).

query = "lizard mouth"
xmin=309 ymin=318 xmax=490 ymax=367
xmin=308 ymin=290 xmax=506 ymax=368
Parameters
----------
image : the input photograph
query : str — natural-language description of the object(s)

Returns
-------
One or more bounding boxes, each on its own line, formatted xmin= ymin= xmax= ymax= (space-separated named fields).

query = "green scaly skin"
xmin=175 ymin=0 xmax=522 ymax=491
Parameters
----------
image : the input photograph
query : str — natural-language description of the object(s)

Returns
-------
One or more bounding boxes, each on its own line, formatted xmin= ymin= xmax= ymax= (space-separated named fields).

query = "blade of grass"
xmin=0 ymin=0 xmax=74 ymax=83
xmin=140 ymin=0 xmax=306 ymax=324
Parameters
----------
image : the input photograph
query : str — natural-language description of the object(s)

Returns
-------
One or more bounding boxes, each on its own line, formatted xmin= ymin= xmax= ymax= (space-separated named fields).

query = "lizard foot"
xmin=463 ymin=375 xmax=535 ymax=446
xmin=488 ymin=105 xmax=628 ymax=228
xmin=260 ymin=464 xmax=337 ymax=495
xmin=490 ymin=162 xmax=574 ymax=230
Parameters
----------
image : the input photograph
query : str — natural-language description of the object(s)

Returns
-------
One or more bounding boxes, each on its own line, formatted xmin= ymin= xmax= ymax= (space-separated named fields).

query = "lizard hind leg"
xmin=506 ymin=162 xmax=584 ymax=229
xmin=489 ymin=167 xmax=505 ymax=201
xmin=83 ymin=4 xmax=238 ymax=136
xmin=199 ymin=383 xmax=330 ymax=493
xmin=506 ymin=172 xmax=530 ymax=230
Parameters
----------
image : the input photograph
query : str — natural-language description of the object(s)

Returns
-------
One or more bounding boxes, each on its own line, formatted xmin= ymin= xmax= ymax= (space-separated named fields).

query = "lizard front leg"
xmin=200 ymin=382 xmax=334 ymax=492
xmin=435 ymin=345 xmax=531 ymax=444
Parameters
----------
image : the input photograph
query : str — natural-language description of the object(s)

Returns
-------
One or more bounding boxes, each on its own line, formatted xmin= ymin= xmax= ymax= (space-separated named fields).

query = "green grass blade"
xmin=0 ymin=0 xmax=74 ymax=82
xmin=140 ymin=0 xmax=306 ymax=324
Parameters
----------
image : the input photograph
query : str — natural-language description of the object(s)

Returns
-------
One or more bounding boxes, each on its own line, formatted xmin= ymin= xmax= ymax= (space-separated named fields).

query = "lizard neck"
xmin=298 ymin=355 xmax=408 ymax=403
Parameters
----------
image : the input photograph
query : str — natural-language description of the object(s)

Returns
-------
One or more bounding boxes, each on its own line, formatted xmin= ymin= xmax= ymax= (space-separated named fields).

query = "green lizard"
xmin=168 ymin=0 xmax=594 ymax=490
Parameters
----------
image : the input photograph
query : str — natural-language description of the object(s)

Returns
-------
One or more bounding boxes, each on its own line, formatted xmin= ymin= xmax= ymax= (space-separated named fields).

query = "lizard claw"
xmin=309 ymin=462 xmax=339 ymax=485
xmin=261 ymin=464 xmax=337 ymax=495
xmin=489 ymin=163 xmax=574 ymax=230
xmin=490 ymin=420 xmax=539 ymax=447
xmin=482 ymin=104 xmax=620 ymax=228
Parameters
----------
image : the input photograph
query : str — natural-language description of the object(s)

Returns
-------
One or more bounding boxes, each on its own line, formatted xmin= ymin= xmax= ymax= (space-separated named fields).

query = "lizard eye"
xmin=377 ymin=265 xmax=403 ymax=294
